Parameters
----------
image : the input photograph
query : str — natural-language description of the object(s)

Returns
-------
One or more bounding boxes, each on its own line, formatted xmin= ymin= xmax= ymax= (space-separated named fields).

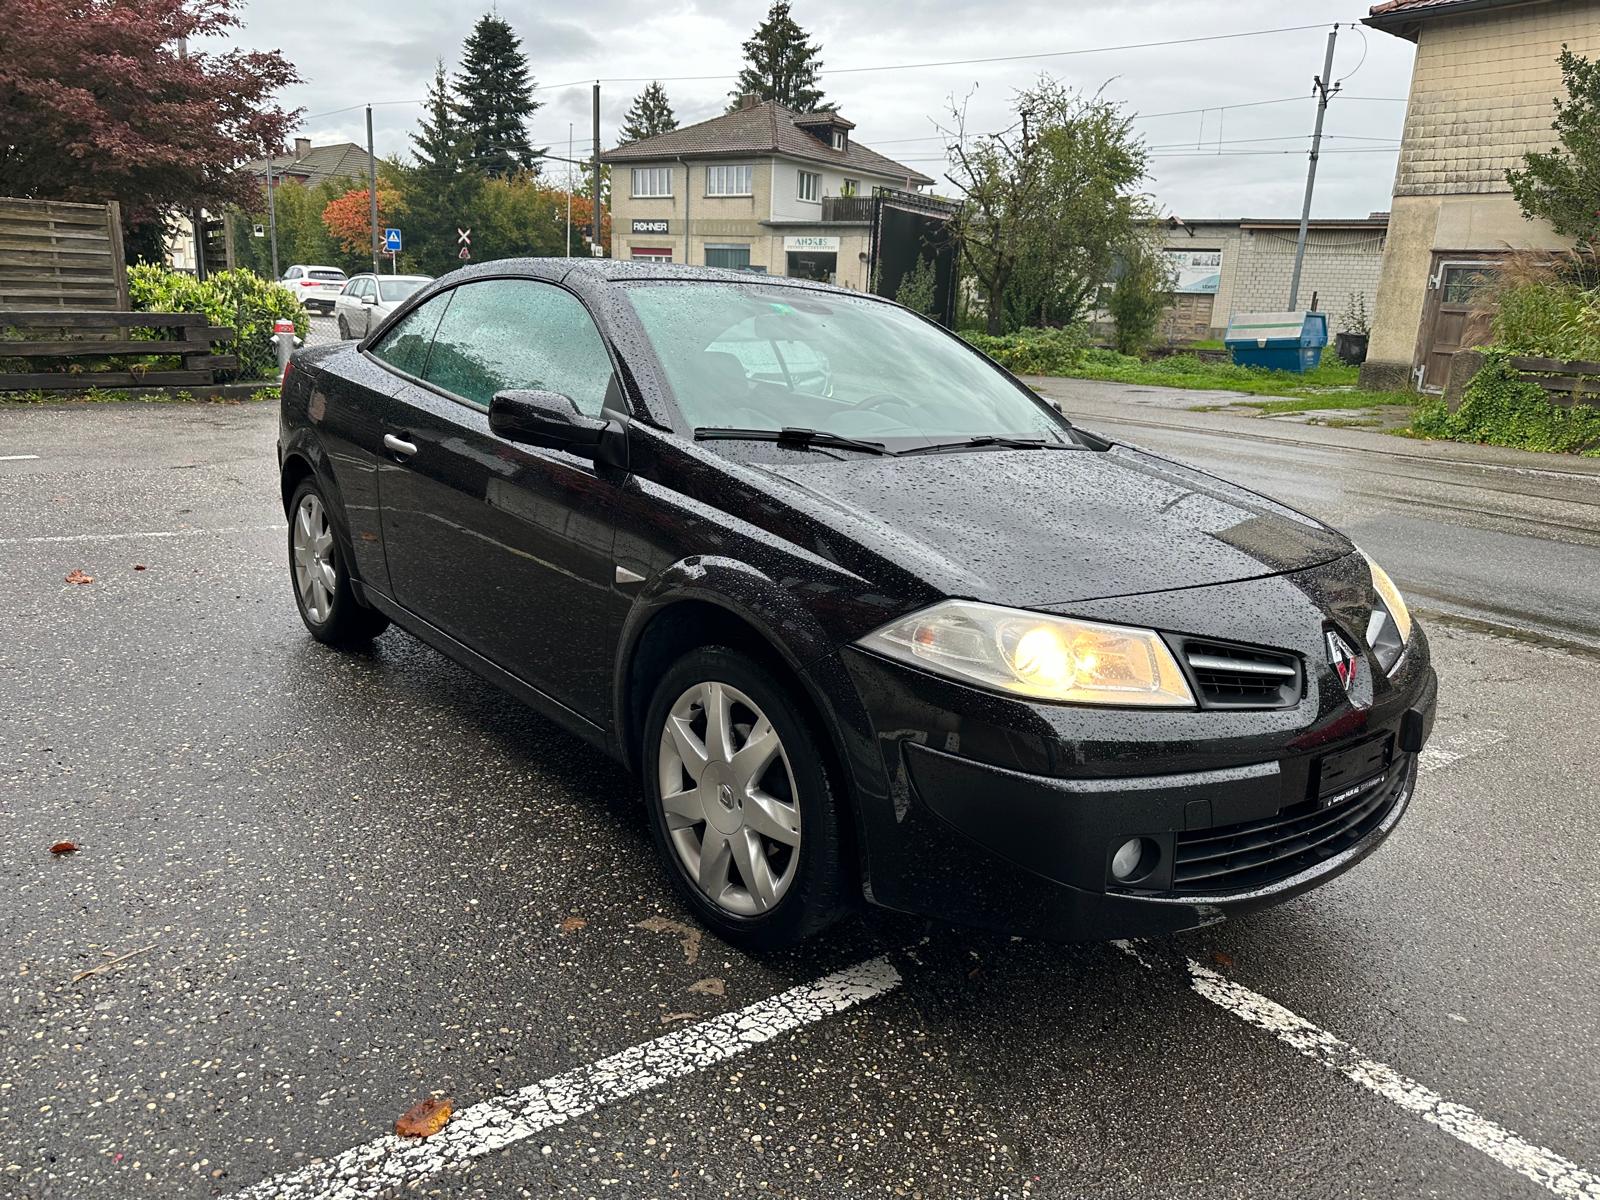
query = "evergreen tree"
xmin=454 ymin=13 xmax=542 ymax=177
xmin=404 ymin=62 xmax=485 ymax=274
xmin=620 ymin=82 xmax=678 ymax=143
xmin=728 ymin=3 xmax=827 ymax=113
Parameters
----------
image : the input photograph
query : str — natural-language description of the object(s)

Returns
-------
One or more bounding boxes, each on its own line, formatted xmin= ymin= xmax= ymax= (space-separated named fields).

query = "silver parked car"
xmin=280 ymin=264 xmax=348 ymax=314
xmin=332 ymin=274 xmax=434 ymax=340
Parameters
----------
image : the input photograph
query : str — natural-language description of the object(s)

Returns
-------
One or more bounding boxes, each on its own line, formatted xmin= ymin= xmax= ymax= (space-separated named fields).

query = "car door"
xmin=333 ymin=277 xmax=360 ymax=335
xmin=348 ymin=277 xmax=372 ymax=336
xmin=376 ymin=276 xmax=621 ymax=720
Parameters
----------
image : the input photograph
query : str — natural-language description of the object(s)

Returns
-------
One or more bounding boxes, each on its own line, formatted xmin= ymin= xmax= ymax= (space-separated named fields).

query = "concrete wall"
xmin=1362 ymin=0 xmax=1600 ymax=383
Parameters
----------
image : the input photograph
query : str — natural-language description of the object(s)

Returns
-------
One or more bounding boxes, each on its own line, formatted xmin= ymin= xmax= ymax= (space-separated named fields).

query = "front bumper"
xmin=835 ymin=605 xmax=1438 ymax=943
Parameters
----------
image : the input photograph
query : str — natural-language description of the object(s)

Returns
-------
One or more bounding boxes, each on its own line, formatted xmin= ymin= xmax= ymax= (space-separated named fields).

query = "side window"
xmin=284 ymin=267 xmax=301 ymax=281
xmin=357 ymin=278 xmax=375 ymax=300
xmin=421 ymin=278 xmax=614 ymax=415
xmin=369 ymin=291 xmax=453 ymax=377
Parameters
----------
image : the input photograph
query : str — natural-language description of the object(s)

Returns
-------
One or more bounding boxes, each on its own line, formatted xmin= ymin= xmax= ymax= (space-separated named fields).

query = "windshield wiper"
xmin=898 ymin=434 xmax=1078 ymax=456
xmin=694 ymin=426 xmax=890 ymax=456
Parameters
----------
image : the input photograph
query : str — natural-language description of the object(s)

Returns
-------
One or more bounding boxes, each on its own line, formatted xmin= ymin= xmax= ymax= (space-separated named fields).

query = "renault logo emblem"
xmin=1326 ymin=629 xmax=1362 ymax=695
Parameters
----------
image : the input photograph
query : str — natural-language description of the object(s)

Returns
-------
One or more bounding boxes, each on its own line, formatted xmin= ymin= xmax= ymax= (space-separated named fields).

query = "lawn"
xmin=1058 ymin=349 xmax=1419 ymax=412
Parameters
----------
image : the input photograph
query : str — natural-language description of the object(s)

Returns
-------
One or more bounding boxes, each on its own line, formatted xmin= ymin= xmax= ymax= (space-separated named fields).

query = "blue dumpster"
xmin=1225 ymin=311 xmax=1329 ymax=373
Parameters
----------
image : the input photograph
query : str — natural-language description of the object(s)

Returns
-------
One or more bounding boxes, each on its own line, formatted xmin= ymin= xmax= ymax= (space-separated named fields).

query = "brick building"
xmin=1158 ymin=216 xmax=1389 ymax=340
xmin=1360 ymin=0 xmax=1600 ymax=390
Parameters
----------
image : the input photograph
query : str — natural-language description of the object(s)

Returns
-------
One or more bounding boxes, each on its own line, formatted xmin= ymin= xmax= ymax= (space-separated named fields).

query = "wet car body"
xmin=278 ymin=258 xmax=1437 ymax=943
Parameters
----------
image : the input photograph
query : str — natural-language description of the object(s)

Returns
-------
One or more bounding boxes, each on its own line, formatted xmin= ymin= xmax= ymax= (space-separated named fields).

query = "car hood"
xmin=750 ymin=443 xmax=1351 ymax=607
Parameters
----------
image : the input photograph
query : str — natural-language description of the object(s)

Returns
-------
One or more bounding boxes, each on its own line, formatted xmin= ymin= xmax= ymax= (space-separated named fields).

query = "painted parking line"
xmin=231 ymin=955 xmax=902 ymax=1199
xmin=1115 ymin=942 xmax=1600 ymax=1199
xmin=0 ymin=453 xmax=41 ymax=461
xmin=0 ymin=523 xmax=285 ymax=546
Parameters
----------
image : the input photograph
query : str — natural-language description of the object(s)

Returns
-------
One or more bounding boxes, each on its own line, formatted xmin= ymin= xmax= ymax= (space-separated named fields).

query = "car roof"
xmin=433 ymin=256 xmax=871 ymax=300
xmin=291 ymin=264 xmax=346 ymax=273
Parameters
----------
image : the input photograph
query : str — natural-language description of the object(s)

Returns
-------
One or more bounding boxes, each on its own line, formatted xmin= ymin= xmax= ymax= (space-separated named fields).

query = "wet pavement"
xmin=1 ymin=395 xmax=1597 ymax=1199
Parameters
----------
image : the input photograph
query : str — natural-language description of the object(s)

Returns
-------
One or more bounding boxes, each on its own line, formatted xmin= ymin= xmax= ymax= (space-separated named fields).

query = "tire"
xmin=643 ymin=647 xmax=848 ymax=950
xmin=286 ymin=477 xmax=390 ymax=647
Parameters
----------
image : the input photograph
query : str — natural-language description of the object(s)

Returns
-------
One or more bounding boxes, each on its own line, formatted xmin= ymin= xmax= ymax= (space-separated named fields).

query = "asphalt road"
xmin=2 ymin=394 xmax=1597 ymax=1200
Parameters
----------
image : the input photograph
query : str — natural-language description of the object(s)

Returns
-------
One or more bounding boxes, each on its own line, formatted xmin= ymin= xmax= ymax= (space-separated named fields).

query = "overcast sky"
xmin=223 ymin=0 xmax=1418 ymax=219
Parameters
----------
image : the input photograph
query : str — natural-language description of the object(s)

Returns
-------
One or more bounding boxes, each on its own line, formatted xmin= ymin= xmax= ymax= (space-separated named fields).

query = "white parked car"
xmin=332 ymin=274 xmax=433 ymax=340
xmin=280 ymin=265 xmax=348 ymax=314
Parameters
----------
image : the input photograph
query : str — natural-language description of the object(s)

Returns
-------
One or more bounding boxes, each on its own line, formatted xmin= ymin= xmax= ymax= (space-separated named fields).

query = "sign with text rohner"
xmin=783 ymin=235 xmax=840 ymax=252
xmin=1164 ymin=248 xmax=1223 ymax=294
xmin=631 ymin=218 xmax=670 ymax=234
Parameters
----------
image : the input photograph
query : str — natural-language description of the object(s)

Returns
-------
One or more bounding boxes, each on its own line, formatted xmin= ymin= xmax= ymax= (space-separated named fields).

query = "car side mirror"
xmin=489 ymin=389 xmax=610 ymax=454
xmin=361 ymin=294 xmax=378 ymax=306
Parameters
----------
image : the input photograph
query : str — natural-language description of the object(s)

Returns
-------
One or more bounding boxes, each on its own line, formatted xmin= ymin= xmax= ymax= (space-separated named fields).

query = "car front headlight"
xmin=856 ymin=600 xmax=1195 ymax=707
xmin=1359 ymin=549 xmax=1412 ymax=672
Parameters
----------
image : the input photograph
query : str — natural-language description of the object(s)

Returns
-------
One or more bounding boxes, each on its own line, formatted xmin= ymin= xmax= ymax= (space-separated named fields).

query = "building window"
xmin=705 ymin=244 xmax=752 ymax=271
xmin=797 ymin=170 xmax=820 ymax=203
xmin=630 ymin=247 xmax=673 ymax=262
xmin=841 ymin=178 xmax=859 ymax=197
xmin=831 ymin=130 xmax=847 ymax=151
xmin=705 ymin=164 xmax=753 ymax=196
xmin=630 ymin=167 xmax=672 ymax=198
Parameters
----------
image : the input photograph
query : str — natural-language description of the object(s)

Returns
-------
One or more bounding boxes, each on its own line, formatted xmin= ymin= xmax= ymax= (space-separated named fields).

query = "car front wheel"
xmin=643 ymin=648 xmax=848 ymax=950
xmin=287 ymin=478 xmax=390 ymax=646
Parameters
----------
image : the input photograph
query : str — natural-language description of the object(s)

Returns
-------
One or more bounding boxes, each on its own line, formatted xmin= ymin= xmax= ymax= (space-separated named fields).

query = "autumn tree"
xmin=620 ymin=82 xmax=678 ymax=143
xmin=0 ymin=0 xmax=298 ymax=255
xmin=729 ymin=3 xmax=827 ymax=112
xmin=1508 ymin=46 xmax=1600 ymax=246
xmin=455 ymin=12 xmax=542 ymax=177
xmin=322 ymin=186 xmax=403 ymax=257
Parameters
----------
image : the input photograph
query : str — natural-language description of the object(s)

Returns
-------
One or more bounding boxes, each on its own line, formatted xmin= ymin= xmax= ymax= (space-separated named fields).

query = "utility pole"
xmin=1288 ymin=24 xmax=1340 ymax=311
xmin=178 ymin=36 xmax=207 ymax=280
xmin=266 ymin=156 xmax=280 ymax=280
xmin=566 ymin=123 xmax=574 ymax=258
xmin=591 ymin=83 xmax=602 ymax=254
xmin=367 ymin=105 xmax=381 ymax=276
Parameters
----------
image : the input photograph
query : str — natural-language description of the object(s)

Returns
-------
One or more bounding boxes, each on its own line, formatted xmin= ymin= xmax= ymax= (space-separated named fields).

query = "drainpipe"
xmin=676 ymin=155 xmax=691 ymax=266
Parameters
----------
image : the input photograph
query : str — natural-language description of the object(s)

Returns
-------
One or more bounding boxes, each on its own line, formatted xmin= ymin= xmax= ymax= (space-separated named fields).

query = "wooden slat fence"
xmin=0 ymin=311 xmax=236 ymax=391
xmin=1507 ymin=356 xmax=1600 ymax=405
xmin=0 ymin=197 xmax=129 ymax=312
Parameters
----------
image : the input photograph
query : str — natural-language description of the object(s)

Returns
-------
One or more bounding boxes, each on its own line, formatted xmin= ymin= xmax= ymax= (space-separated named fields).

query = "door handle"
xmin=383 ymin=433 xmax=418 ymax=457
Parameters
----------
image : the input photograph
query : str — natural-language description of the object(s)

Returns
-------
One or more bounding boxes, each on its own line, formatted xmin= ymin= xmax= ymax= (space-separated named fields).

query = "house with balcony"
xmin=600 ymin=97 xmax=934 ymax=287
xmin=1360 ymin=0 xmax=1600 ymax=391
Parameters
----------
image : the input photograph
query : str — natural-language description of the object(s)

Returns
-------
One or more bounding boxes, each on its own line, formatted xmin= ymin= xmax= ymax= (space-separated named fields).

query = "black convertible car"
xmin=278 ymin=259 xmax=1437 ymax=948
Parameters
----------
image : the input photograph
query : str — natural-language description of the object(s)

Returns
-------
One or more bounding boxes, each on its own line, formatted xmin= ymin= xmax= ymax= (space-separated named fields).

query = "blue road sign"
xmin=383 ymin=228 xmax=402 ymax=253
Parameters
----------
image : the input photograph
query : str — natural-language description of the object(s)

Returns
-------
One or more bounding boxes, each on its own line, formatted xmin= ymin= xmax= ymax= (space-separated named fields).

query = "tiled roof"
xmin=601 ymin=101 xmax=934 ymax=186
xmin=242 ymin=142 xmax=376 ymax=185
xmin=1365 ymin=0 xmax=1546 ymax=37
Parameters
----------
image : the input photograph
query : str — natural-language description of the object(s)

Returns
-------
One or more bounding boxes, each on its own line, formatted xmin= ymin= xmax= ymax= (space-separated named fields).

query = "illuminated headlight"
xmin=856 ymin=600 xmax=1195 ymax=707
xmin=1360 ymin=549 xmax=1412 ymax=674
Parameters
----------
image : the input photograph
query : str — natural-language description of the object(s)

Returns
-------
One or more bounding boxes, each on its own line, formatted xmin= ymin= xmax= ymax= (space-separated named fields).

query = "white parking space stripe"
xmin=0 ymin=453 xmax=40 ymax=461
xmin=1115 ymin=943 xmax=1600 ymax=1199
xmin=230 ymin=955 xmax=902 ymax=1199
xmin=0 ymin=524 xmax=285 ymax=546
xmin=1419 ymin=728 xmax=1509 ymax=775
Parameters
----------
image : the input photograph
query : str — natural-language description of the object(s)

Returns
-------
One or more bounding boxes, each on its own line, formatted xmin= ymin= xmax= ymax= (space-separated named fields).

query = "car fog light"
xmin=1111 ymin=837 xmax=1157 ymax=882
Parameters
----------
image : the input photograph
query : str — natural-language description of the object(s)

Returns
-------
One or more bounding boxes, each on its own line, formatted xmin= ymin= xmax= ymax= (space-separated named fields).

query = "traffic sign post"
xmin=383 ymin=228 xmax=402 ymax=253
xmin=458 ymin=228 xmax=471 ymax=262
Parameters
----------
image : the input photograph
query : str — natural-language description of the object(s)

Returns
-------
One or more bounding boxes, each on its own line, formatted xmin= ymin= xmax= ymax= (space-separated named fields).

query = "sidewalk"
xmin=1024 ymin=374 xmax=1600 ymax=478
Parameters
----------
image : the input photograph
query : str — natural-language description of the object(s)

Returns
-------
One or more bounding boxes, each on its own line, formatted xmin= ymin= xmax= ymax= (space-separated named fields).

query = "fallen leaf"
xmin=64 ymin=570 xmax=94 ymax=585
xmin=659 ymin=1012 xmax=699 ymax=1025
xmin=636 ymin=916 xmax=702 ymax=966
xmin=50 ymin=841 xmax=79 ymax=855
xmin=559 ymin=915 xmax=587 ymax=935
xmin=688 ymin=977 xmax=725 ymax=997
xmin=1211 ymin=950 xmax=1235 ymax=969
xmin=133 ymin=564 xmax=147 ymax=572
xmin=394 ymin=1096 xmax=452 ymax=1138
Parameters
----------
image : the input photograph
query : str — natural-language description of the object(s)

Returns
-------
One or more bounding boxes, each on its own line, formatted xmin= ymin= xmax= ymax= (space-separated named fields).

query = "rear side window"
xmin=421 ymin=278 xmax=613 ymax=413
xmin=369 ymin=292 xmax=452 ymax=375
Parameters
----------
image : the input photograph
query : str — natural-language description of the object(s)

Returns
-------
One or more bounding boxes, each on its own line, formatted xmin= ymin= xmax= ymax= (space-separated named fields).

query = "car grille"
xmin=1174 ymin=637 xmax=1302 ymax=709
xmin=1169 ymin=760 xmax=1409 ymax=894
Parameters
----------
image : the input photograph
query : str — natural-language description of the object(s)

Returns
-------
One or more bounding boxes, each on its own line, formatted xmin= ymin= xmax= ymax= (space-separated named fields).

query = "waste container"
xmin=1225 ymin=311 xmax=1328 ymax=373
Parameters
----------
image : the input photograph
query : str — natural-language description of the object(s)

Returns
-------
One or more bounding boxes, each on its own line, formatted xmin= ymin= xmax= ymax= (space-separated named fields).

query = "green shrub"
xmin=1413 ymin=351 xmax=1600 ymax=455
xmin=128 ymin=263 xmax=308 ymax=381
xmin=961 ymin=326 xmax=1090 ymax=375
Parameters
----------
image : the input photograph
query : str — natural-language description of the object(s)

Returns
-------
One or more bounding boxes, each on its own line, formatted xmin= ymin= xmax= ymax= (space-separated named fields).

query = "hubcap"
xmin=291 ymin=493 xmax=337 ymax=624
xmin=657 ymin=680 xmax=801 ymax=917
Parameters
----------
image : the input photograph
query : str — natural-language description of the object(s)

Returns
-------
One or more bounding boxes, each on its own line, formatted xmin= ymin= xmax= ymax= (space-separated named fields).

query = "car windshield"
xmin=378 ymin=278 xmax=427 ymax=303
xmin=621 ymin=282 xmax=1071 ymax=449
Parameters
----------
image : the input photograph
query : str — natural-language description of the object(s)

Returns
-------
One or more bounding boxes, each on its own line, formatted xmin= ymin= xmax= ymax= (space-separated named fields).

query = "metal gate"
xmin=867 ymin=188 xmax=960 ymax=327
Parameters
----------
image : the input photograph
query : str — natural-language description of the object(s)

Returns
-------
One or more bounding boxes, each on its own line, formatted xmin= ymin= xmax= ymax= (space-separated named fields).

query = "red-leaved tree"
xmin=322 ymin=187 xmax=402 ymax=256
xmin=0 ymin=0 xmax=300 ymax=223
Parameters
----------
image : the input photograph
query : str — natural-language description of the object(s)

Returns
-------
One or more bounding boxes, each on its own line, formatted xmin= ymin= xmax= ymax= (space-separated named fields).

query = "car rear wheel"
xmin=643 ymin=648 xmax=848 ymax=949
xmin=287 ymin=478 xmax=390 ymax=646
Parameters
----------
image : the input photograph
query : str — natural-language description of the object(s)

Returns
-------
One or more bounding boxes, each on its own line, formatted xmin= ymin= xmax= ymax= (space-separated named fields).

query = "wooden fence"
xmin=0 ymin=197 xmax=129 ymax=312
xmin=1508 ymin=356 xmax=1600 ymax=405
xmin=0 ymin=311 xmax=236 ymax=391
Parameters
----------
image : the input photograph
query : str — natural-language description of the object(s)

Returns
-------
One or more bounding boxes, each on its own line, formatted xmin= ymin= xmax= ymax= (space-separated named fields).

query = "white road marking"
xmin=0 ymin=523 xmax=285 ymax=546
xmin=231 ymin=955 xmax=902 ymax=1199
xmin=1115 ymin=943 xmax=1600 ymax=1199
xmin=0 ymin=453 xmax=40 ymax=461
xmin=1418 ymin=728 xmax=1508 ymax=775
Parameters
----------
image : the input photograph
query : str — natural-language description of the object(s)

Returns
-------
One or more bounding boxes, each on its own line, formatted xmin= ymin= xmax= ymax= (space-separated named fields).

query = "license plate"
xmin=1313 ymin=734 xmax=1392 ymax=805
